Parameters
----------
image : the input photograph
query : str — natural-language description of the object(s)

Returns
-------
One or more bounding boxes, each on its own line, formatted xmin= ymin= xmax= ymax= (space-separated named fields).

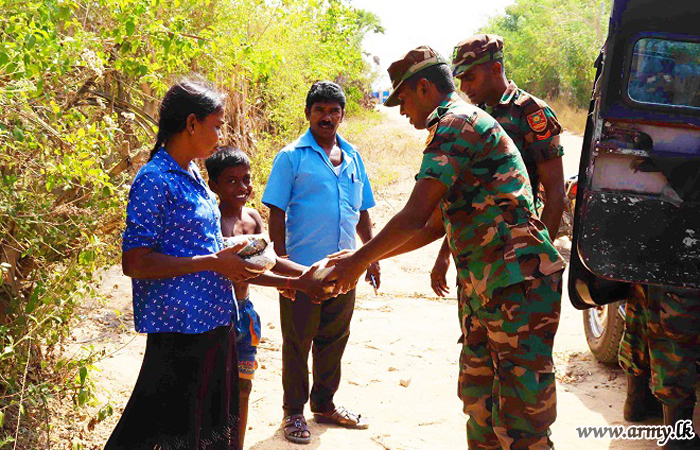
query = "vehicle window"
xmin=628 ymin=38 xmax=700 ymax=108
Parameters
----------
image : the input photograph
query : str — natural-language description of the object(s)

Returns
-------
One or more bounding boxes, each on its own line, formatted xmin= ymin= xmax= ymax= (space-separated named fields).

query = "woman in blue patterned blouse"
xmin=106 ymin=80 xmax=261 ymax=450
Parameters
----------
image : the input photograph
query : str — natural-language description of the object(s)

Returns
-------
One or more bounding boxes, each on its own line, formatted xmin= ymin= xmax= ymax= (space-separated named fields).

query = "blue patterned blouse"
xmin=122 ymin=150 xmax=235 ymax=333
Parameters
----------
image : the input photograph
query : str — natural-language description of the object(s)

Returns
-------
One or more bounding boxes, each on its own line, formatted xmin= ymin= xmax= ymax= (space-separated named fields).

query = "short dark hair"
xmin=150 ymin=79 xmax=224 ymax=160
xmin=205 ymin=146 xmax=250 ymax=183
xmin=305 ymin=81 xmax=346 ymax=110
xmin=403 ymin=64 xmax=455 ymax=95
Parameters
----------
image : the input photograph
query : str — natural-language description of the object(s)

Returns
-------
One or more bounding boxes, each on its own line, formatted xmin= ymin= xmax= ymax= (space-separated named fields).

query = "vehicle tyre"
xmin=583 ymin=300 xmax=626 ymax=364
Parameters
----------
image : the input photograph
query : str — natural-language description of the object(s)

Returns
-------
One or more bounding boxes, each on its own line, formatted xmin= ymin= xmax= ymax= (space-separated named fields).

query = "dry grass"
xmin=246 ymin=106 xmax=426 ymax=219
xmin=545 ymin=97 xmax=588 ymax=135
xmin=340 ymin=106 xmax=426 ymax=189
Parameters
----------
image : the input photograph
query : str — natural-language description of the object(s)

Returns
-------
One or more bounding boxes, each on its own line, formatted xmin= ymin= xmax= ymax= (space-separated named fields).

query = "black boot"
xmin=662 ymin=401 xmax=700 ymax=450
xmin=623 ymin=374 xmax=663 ymax=422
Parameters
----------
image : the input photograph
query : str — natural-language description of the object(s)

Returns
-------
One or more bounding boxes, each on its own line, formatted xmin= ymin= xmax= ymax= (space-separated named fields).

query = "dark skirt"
xmin=104 ymin=324 xmax=240 ymax=450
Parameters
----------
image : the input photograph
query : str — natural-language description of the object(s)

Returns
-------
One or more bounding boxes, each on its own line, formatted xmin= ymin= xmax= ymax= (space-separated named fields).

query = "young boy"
xmin=206 ymin=146 xmax=330 ymax=449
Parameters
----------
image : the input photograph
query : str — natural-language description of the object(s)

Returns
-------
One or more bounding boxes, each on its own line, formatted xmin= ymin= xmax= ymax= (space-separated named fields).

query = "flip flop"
xmin=283 ymin=414 xmax=311 ymax=444
xmin=313 ymin=406 xmax=369 ymax=429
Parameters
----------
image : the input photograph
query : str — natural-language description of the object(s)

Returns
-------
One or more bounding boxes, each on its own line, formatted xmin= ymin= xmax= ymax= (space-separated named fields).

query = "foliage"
xmin=0 ymin=0 xmax=381 ymax=445
xmin=480 ymin=0 xmax=611 ymax=108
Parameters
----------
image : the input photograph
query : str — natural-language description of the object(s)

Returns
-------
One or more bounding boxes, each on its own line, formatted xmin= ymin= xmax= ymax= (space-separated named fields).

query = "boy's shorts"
xmin=234 ymin=297 xmax=261 ymax=380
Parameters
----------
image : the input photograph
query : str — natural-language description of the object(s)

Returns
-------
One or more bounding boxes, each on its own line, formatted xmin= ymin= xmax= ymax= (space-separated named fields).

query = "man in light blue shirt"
xmin=262 ymin=81 xmax=379 ymax=443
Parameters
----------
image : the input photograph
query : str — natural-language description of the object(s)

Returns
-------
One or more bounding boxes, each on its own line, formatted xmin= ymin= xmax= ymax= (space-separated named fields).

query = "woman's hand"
xmin=214 ymin=242 xmax=265 ymax=282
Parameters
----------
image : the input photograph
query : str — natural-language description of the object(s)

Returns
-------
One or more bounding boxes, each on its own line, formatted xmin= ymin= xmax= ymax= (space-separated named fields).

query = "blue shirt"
xmin=122 ymin=150 xmax=235 ymax=334
xmin=262 ymin=129 xmax=376 ymax=266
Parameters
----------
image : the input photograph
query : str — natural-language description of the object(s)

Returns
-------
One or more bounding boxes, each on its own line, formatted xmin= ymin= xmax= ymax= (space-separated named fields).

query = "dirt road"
xmin=70 ymin=108 xmax=698 ymax=449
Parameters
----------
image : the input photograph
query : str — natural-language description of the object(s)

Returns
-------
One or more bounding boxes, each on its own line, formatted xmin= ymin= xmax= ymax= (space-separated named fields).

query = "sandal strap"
xmin=336 ymin=406 xmax=355 ymax=420
xmin=283 ymin=414 xmax=309 ymax=434
xmin=319 ymin=406 xmax=363 ymax=424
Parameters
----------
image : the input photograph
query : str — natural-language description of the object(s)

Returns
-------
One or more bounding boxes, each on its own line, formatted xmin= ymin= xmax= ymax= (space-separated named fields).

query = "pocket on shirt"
xmin=349 ymin=176 xmax=363 ymax=210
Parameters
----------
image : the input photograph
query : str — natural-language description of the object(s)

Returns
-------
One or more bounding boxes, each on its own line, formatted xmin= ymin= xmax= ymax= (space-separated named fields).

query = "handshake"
xmin=225 ymin=235 xmax=381 ymax=303
xmin=281 ymin=251 xmax=382 ymax=304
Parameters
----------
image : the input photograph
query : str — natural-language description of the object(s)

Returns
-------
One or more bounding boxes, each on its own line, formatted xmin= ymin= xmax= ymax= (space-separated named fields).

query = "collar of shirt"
xmin=479 ymin=81 xmax=519 ymax=115
xmin=425 ymin=91 xmax=463 ymax=128
xmin=152 ymin=148 xmax=208 ymax=187
xmin=295 ymin=128 xmax=357 ymax=175
xmin=498 ymin=80 xmax=519 ymax=106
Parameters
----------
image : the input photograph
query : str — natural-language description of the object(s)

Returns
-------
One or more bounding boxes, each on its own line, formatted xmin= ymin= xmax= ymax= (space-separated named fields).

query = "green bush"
xmin=480 ymin=0 xmax=611 ymax=108
xmin=0 ymin=0 xmax=381 ymax=445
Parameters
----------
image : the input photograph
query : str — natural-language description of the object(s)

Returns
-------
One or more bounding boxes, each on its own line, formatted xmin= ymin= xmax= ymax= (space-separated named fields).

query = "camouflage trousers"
xmin=618 ymin=285 xmax=699 ymax=406
xmin=458 ymin=271 xmax=562 ymax=450
xmin=618 ymin=284 xmax=651 ymax=377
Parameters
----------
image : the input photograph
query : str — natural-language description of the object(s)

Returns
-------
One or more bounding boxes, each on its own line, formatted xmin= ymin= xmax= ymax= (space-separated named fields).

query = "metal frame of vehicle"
xmin=569 ymin=0 xmax=700 ymax=312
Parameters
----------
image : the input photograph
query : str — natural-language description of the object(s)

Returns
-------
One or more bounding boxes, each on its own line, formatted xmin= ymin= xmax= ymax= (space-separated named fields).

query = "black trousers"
xmin=279 ymin=289 xmax=356 ymax=416
xmin=104 ymin=324 xmax=240 ymax=450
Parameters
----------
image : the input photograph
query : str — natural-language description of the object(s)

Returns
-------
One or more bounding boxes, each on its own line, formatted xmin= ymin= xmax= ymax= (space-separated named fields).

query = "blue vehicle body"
xmin=569 ymin=0 xmax=699 ymax=362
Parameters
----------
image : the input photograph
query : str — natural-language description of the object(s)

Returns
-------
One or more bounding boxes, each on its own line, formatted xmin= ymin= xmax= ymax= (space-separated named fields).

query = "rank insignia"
xmin=526 ymin=109 xmax=547 ymax=133
xmin=536 ymin=130 xmax=552 ymax=140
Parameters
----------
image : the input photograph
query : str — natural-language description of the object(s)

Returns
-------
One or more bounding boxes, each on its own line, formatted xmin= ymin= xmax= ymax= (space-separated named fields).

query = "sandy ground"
xmin=67 ymin=108 xmax=699 ymax=449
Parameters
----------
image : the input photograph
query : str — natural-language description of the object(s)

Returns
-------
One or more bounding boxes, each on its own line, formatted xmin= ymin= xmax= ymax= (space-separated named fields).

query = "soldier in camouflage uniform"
xmin=617 ymin=284 xmax=664 ymax=421
xmin=326 ymin=46 xmax=566 ymax=449
xmin=620 ymin=285 xmax=700 ymax=449
xmin=644 ymin=287 xmax=699 ymax=448
xmin=429 ymin=34 xmax=565 ymax=300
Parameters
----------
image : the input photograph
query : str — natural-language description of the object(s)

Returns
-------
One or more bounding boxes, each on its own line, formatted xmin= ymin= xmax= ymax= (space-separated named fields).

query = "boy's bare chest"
xmin=221 ymin=214 xmax=257 ymax=238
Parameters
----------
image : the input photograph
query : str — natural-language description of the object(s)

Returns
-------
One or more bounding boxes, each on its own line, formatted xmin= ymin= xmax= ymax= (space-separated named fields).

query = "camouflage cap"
xmin=451 ymin=34 xmax=504 ymax=78
xmin=384 ymin=45 xmax=448 ymax=107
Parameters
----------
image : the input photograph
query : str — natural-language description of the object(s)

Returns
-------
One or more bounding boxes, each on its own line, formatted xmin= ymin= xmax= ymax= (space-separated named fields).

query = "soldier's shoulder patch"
xmin=426 ymin=123 xmax=438 ymax=146
xmin=526 ymin=109 xmax=547 ymax=133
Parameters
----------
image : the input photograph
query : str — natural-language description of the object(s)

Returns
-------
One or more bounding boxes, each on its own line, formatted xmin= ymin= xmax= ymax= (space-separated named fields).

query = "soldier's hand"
xmin=430 ymin=255 xmax=450 ymax=297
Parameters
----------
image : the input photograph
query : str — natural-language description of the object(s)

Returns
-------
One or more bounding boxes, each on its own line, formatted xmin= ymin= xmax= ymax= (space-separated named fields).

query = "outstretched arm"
xmin=123 ymin=243 xmax=262 ymax=283
xmin=379 ymin=206 xmax=445 ymax=260
xmin=248 ymin=269 xmax=332 ymax=301
xmin=328 ymin=178 xmax=447 ymax=293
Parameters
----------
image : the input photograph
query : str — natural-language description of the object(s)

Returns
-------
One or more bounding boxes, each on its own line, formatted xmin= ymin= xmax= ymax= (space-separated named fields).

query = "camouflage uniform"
xmin=619 ymin=285 xmax=700 ymax=406
xmin=452 ymin=34 xmax=564 ymax=205
xmin=389 ymin=46 xmax=566 ymax=446
xmin=618 ymin=285 xmax=651 ymax=377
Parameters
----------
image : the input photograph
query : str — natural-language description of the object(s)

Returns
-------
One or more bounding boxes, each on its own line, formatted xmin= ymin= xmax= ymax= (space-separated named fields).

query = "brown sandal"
xmin=313 ymin=406 xmax=369 ymax=429
xmin=283 ymin=414 xmax=311 ymax=444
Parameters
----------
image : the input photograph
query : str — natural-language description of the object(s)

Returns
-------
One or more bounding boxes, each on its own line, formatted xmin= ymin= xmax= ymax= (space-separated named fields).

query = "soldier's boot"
xmin=662 ymin=401 xmax=700 ymax=449
xmin=623 ymin=374 xmax=663 ymax=422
